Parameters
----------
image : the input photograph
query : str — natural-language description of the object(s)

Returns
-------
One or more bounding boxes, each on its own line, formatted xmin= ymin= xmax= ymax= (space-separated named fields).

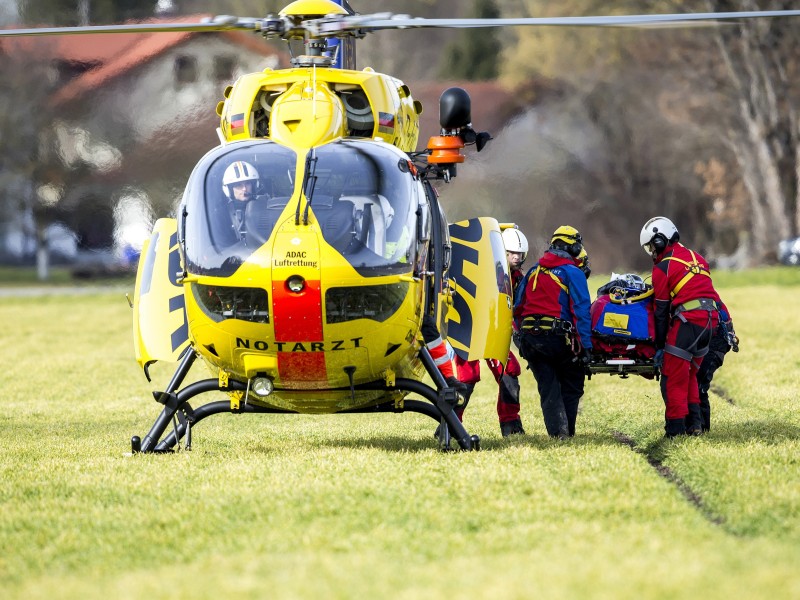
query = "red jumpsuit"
xmin=652 ymin=242 xmax=721 ymax=435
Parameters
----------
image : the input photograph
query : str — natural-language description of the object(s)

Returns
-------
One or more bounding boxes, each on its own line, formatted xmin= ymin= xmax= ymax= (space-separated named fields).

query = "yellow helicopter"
xmin=4 ymin=0 xmax=800 ymax=452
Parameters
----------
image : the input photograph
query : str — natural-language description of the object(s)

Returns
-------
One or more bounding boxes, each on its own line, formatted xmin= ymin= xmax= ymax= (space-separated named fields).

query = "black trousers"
xmin=520 ymin=332 xmax=585 ymax=437
xmin=692 ymin=332 xmax=730 ymax=431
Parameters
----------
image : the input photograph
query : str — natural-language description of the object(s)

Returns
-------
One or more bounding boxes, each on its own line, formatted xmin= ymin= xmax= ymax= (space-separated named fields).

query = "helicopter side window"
xmin=415 ymin=198 xmax=431 ymax=276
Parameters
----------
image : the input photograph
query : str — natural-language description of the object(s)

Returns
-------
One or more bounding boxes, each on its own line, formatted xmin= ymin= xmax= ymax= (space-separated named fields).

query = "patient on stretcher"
xmin=590 ymin=273 xmax=657 ymax=364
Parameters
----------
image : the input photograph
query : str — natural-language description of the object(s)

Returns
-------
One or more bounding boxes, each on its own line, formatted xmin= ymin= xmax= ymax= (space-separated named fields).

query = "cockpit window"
xmin=181 ymin=139 xmax=421 ymax=278
xmin=182 ymin=142 xmax=297 ymax=276
xmin=307 ymin=140 xmax=420 ymax=275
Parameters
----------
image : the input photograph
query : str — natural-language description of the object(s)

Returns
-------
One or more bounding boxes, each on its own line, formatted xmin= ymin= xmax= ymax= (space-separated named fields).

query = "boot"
xmin=686 ymin=404 xmax=704 ymax=436
xmin=700 ymin=398 xmax=711 ymax=432
xmin=500 ymin=419 xmax=525 ymax=437
xmin=664 ymin=418 xmax=686 ymax=438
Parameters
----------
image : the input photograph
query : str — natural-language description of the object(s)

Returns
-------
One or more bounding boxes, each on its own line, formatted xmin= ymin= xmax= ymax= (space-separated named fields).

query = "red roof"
xmin=1 ymin=15 xmax=283 ymax=107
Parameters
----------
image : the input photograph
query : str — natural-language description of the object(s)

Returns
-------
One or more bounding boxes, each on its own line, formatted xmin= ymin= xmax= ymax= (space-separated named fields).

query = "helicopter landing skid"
xmin=131 ymin=363 xmax=480 ymax=453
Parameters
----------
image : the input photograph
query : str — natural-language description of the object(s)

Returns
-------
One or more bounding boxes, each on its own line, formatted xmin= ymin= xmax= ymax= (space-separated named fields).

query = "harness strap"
xmin=665 ymin=343 xmax=709 ymax=361
xmin=531 ymin=265 xmax=568 ymax=293
xmin=674 ymin=297 xmax=717 ymax=314
xmin=673 ymin=298 xmax=717 ymax=324
xmin=664 ymin=344 xmax=708 ymax=360
xmin=521 ymin=315 xmax=573 ymax=334
xmin=664 ymin=248 xmax=710 ymax=298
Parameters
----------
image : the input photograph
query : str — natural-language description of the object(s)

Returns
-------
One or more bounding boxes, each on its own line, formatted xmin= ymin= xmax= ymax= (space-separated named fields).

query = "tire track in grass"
xmin=710 ymin=384 xmax=736 ymax=405
xmin=612 ymin=431 xmax=725 ymax=527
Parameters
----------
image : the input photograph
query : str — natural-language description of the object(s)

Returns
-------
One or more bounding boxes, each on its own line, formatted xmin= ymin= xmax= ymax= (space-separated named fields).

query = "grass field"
xmin=1 ymin=268 xmax=798 ymax=599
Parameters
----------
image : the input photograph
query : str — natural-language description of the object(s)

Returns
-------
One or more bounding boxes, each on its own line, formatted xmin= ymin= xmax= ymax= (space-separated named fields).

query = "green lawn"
xmin=0 ymin=265 xmax=135 ymax=287
xmin=0 ymin=269 xmax=798 ymax=599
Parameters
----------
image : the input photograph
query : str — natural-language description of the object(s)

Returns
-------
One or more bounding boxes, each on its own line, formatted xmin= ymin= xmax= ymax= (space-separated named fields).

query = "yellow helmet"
xmin=550 ymin=225 xmax=583 ymax=257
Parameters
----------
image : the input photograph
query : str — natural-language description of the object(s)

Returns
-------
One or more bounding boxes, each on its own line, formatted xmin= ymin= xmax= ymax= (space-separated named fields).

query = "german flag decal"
xmin=231 ymin=113 xmax=246 ymax=135
xmin=378 ymin=112 xmax=394 ymax=134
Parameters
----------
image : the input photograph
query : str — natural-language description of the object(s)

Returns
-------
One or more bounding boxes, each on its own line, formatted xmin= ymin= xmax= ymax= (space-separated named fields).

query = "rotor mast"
xmin=278 ymin=0 xmax=354 ymax=68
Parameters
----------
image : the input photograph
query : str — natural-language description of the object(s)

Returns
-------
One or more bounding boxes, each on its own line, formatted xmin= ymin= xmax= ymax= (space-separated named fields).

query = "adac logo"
xmin=273 ymin=249 xmax=317 ymax=268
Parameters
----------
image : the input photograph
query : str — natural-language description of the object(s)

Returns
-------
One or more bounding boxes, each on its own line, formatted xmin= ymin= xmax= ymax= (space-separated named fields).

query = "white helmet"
xmin=640 ymin=216 xmax=678 ymax=257
xmin=502 ymin=227 xmax=529 ymax=261
xmin=222 ymin=160 xmax=259 ymax=200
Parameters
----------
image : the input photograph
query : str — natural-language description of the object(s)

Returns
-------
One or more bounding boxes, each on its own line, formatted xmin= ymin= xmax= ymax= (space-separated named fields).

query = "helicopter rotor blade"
xmin=310 ymin=10 xmax=800 ymax=38
xmin=0 ymin=16 xmax=262 ymax=38
xmin=3 ymin=9 xmax=800 ymax=40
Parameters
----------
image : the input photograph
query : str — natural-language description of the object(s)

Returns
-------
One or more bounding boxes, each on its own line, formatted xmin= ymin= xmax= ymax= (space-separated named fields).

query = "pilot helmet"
xmin=222 ymin=160 xmax=260 ymax=200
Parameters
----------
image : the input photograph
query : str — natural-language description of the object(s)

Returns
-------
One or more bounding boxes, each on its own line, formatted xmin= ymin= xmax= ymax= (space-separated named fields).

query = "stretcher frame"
xmin=587 ymin=354 xmax=659 ymax=379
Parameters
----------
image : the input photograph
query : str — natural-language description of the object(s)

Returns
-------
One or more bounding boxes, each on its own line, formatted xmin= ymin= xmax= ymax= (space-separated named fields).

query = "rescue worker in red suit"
xmin=454 ymin=227 xmax=529 ymax=437
xmin=515 ymin=226 xmax=592 ymax=439
xmin=640 ymin=216 xmax=723 ymax=437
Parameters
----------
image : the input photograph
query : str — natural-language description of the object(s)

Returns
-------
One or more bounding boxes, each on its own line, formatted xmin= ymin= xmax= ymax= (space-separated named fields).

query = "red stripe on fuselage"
xmin=273 ymin=279 xmax=326 ymax=383
xmin=272 ymin=279 xmax=323 ymax=341
xmin=277 ymin=351 xmax=327 ymax=383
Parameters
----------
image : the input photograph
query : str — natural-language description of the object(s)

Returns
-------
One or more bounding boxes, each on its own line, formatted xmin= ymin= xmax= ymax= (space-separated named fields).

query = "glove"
xmin=654 ymin=349 xmax=664 ymax=369
xmin=730 ymin=333 xmax=740 ymax=352
xmin=445 ymin=376 xmax=469 ymax=407
xmin=580 ymin=348 xmax=592 ymax=366
xmin=725 ymin=321 xmax=740 ymax=352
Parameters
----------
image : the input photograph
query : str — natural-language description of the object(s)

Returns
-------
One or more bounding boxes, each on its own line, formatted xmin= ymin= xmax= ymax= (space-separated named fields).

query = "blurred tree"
xmin=352 ymin=1 xmax=467 ymax=81
xmin=0 ymin=40 xmax=69 ymax=278
xmin=440 ymin=0 xmax=501 ymax=81
xmin=469 ymin=0 xmax=800 ymax=267
xmin=698 ymin=0 xmax=800 ymax=263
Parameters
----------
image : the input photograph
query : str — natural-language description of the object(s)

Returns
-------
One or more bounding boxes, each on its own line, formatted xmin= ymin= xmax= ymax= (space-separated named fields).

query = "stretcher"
xmin=587 ymin=346 xmax=659 ymax=379
xmin=586 ymin=274 xmax=660 ymax=379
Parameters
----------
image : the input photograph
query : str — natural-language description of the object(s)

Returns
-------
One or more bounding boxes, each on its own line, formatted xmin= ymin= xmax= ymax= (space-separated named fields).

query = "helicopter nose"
xmin=271 ymin=230 xmax=326 ymax=385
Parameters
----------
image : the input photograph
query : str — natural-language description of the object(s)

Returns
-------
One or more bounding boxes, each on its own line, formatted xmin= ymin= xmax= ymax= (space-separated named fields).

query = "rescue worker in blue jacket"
xmin=514 ymin=226 xmax=593 ymax=438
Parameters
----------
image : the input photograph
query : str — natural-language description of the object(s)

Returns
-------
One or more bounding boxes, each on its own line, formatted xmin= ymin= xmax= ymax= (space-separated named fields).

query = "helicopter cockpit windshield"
xmin=306 ymin=140 xmax=421 ymax=275
xmin=182 ymin=141 xmax=298 ymax=276
xmin=182 ymin=139 xmax=423 ymax=278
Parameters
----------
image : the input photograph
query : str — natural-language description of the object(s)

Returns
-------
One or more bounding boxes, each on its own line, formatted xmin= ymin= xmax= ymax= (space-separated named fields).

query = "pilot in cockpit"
xmin=221 ymin=160 xmax=262 ymax=239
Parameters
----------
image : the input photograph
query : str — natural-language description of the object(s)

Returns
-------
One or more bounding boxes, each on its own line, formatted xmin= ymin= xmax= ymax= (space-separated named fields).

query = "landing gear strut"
xmin=130 ymin=346 xmax=480 ymax=453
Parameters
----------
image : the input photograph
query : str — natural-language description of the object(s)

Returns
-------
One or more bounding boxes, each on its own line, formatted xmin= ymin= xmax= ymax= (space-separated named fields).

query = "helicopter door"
xmin=446 ymin=217 xmax=513 ymax=363
xmin=132 ymin=218 xmax=191 ymax=372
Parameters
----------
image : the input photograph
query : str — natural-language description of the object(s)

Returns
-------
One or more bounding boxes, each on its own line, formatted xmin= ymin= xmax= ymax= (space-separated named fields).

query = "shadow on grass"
xmin=122 ymin=413 xmax=798 ymax=456
xmin=634 ymin=420 xmax=800 ymax=458
xmin=250 ymin=430 xmax=630 ymax=454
